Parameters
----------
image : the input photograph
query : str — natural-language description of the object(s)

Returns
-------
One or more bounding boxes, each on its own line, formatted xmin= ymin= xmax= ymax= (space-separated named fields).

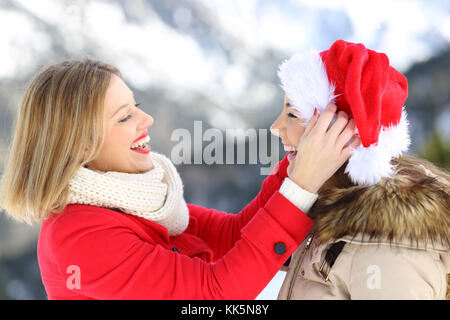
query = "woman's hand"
xmin=287 ymin=103 xmax=361 ymax=193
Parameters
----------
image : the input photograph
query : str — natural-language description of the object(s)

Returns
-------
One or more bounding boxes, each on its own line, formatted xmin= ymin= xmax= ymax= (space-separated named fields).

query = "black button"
xmin=172 ymin=247 xmax=180 ymax=253
xmin=274 ymin=242 xmax=286 ymax=255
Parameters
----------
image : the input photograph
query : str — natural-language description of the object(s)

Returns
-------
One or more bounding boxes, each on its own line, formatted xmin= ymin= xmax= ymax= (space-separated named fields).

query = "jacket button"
xmin=301 ymin=270 xmax=305 ymax=277
xmin=172 ymin=247 xmax=180 ymax=253
xmin=274 ymin=242 xmax=287 ymax=255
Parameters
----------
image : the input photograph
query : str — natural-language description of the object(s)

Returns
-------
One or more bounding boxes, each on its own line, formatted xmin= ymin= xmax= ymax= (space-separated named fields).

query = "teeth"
xmin=131 ymin=135 xmax=150 ymax=149
xmin=283 ymin=145 xmax=297 ymax=152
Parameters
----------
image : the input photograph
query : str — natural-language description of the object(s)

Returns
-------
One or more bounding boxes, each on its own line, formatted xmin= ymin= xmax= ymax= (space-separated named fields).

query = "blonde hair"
xmin=0 ymin=59 xmax=122 ymax=224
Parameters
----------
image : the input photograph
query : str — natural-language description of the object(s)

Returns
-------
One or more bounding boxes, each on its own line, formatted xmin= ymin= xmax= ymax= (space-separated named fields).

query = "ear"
xmin=81 ymin=145 xmax=93 ymax=168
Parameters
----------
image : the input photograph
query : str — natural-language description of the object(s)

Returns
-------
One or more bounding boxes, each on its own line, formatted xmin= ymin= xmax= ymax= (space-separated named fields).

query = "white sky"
xmin=198 ymin=0 xmax=450 ymax=69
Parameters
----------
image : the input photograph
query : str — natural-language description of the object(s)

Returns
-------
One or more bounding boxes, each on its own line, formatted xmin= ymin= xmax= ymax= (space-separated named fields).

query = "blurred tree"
xmin=420 ymin=130 xmax=450 ymax=170
xmin=405 ymin=47 xmax=450 ymax=153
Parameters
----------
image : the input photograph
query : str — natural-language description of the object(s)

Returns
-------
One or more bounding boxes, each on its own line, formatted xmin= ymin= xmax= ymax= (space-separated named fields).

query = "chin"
xmin=138 ymin=159 xmax=155 ymax=173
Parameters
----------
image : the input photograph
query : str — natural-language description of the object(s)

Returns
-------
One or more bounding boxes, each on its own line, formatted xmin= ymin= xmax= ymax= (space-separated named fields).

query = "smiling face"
xmin=270 ymin=96 xmax=308 ymax=152
xmin=85 ymin=74 xmax=155 ymax=173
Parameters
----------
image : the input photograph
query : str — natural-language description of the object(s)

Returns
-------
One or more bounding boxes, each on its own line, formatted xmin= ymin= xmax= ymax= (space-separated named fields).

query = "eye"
xmin=287 ymin=112 xmax=298 ymax=118
xmin=119 ymin=114 xmax=132 ymax=123
xmin=118 ymin=103 xmax=141 ymax=123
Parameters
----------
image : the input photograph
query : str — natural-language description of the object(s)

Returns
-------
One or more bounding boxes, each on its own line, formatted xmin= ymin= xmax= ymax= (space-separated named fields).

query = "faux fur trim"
xmin=277 ymin=49 xmax=336 ymax=124
xmin=309 ymin=158 xmax=450 ymax=249
xmin=345 ymin=108 xmax=411 ymax=186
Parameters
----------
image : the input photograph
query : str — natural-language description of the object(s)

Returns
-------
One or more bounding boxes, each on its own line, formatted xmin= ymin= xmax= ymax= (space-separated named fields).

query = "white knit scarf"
xmin=68 ymin=152 xmax=189 ymax=236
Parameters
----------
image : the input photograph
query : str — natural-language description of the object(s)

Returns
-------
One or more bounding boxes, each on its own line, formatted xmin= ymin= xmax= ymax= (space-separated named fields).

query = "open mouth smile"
xmin=283 ymin=143 xmax=297 ymax=152
xmin=130 ymin=133 xmax=151 ymax=154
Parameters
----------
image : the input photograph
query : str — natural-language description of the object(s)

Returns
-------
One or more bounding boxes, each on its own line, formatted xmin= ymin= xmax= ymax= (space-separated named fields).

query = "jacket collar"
xmin=308 ymin=161 xmax=450 ymax=250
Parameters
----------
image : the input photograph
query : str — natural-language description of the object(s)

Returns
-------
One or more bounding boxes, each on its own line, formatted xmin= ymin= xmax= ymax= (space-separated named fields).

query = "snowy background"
xmin=0 ymin=0 xmax=449 ymax=299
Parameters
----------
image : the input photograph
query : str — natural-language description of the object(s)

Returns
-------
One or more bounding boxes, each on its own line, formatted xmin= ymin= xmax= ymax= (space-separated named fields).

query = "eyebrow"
xmin=111 ymin=104 xmax=128 ymax=119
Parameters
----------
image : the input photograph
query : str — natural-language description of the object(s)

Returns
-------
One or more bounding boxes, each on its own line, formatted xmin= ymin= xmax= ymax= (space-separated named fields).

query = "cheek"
xmin=102 ymin=126 xmax=133 ymax=154
xmin=286 ymin=121 xmax=306 ymax=145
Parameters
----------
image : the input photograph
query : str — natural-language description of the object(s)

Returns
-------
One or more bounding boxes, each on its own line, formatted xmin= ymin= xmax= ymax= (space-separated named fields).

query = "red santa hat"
xmin=278 ymin=39 xmax=410 ymax=186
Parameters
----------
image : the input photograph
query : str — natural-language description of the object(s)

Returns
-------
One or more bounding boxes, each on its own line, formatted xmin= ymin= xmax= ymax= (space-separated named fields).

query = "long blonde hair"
xmin=0 ymin=59 xmax=121 ymax=224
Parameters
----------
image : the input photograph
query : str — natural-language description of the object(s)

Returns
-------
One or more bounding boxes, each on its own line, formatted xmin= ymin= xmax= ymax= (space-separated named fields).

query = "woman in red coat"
xmin=0 ymin=59 xmax=360 ymax=299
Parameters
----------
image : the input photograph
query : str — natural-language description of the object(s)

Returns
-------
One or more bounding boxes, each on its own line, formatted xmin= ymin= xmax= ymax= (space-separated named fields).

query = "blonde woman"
xmin=0 ymin=59 xmax=360 ymax=299
xmin=273 ymin=40 xmax=450 ymax=299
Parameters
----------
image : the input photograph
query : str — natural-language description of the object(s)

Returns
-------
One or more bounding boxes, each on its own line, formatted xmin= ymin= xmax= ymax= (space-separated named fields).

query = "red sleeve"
xmin=188 ymin=154 xmax=291 ymax=259
xmin=48 ymin=190 xmax=313 ymax=299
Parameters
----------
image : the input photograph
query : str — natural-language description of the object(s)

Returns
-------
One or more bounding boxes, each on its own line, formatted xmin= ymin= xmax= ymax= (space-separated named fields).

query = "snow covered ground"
xmin=256 ymin=270 xmax=287 ymax=300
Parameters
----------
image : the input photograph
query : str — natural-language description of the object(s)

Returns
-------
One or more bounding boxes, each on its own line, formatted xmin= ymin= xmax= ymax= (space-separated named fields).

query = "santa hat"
xmin=278 ymin=39 xmax=410 ymax=186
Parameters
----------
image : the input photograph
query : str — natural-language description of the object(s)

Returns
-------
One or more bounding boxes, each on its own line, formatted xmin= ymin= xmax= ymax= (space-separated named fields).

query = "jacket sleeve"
xmin=348 ymin=245 xmax=447 ymax=299
xmin=49 ymin=191 xmax=313 ymax=300
xmin=188 ymin=154 xmax=291 ymax=260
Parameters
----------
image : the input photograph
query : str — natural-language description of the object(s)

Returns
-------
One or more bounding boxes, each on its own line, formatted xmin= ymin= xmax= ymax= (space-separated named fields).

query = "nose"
xmin=146 ymin=113 xmax=154 ymax=127
xmin=138 ymin=110 xmax=154 ymax=130
xmin=270 ymin=115 xmax=283 ymax=137
xmin=270 ymin=125 xmax=280 ymax=137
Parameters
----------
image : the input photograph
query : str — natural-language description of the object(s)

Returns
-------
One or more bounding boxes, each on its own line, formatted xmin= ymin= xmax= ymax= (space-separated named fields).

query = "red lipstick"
xmin=132 ymin=132 xmax=148 ymax=143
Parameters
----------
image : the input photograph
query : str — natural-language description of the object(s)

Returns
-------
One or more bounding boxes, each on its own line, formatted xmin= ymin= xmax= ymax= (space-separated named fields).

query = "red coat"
xmin=37 ymin=155 xmax=313 ymax=299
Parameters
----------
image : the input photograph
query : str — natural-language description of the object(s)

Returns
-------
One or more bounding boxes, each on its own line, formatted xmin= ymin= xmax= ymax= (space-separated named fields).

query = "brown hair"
xmin=0 ymin=59 xmax=121 ymax=223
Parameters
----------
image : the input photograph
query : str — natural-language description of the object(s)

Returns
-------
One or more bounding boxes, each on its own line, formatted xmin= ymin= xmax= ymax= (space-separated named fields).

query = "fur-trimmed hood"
xmin=308 ymin=157 xmax=450 ymax=251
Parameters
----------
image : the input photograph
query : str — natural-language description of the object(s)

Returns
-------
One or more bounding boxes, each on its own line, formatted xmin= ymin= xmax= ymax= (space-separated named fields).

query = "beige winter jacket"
xmin=278 ymin=159 xmax=450 ymax=300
